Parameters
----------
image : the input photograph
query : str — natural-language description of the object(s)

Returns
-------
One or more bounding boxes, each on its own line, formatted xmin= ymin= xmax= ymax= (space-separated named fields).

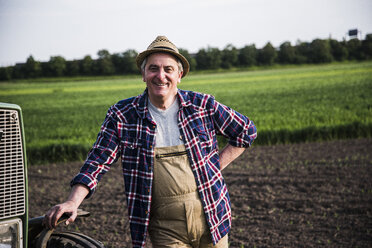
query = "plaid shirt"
xmin=71 ymin=89 xmax=257 ymax=247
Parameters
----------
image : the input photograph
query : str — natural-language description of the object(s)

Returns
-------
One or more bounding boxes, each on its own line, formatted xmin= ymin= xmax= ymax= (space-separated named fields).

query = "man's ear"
xmin=178 ymin=71 xmax=183 ymax=83
xmin=141 ymin=71 xmax=146 ymax=82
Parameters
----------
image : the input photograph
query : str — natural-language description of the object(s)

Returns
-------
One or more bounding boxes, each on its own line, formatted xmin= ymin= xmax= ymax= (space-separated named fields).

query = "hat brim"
xmin=136 ymin=48 xmax=190 ymax=78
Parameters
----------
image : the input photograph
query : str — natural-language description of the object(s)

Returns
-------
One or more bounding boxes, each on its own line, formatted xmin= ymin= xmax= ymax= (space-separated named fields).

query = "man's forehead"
xmin=146 ymin=52 xmax=178 ymax=65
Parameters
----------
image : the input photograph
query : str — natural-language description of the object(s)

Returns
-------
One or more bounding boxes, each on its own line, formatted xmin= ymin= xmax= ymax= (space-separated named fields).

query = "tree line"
xmin=1 ymin=35 xmax=371 ymax=81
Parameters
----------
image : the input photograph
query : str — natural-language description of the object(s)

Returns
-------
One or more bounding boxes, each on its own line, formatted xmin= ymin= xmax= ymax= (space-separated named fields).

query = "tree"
xmin=309 ymin=39 xmax=333 ymax=63
xmin=40 ymin=62 xmax=49 ymax=77
xmin=122 ymin=49 xmax=138 ymax=74
xmin=80 ymin=55 xmax=94 ymax=75
xmin=294 ymin=41 xmax=311 ymax=64
xmin=24 ymin=55 xmax=42 ymax=78
xmin=111 ymin=53 xmax=125 ymax=74
xmin=195 ymin=48 xmax=209 ymax=70
xmin=65 ymin=60 xmax=80 ymax=76
xmin=221 ymin=44 xmax=238 ymax=69
xmin=195 ymin=47 xmax=221 ymax=70
xmin=48 ymin=56 xmax=66 ymax=77
xmin=207 ymin=47 xmax=222 ymax=69
xmin=0 ymin=67 xmax=13 ymax=81
xmin=11 ymin=63 xmax=25 ymax=79
xmin=278 ymin=41 xmax=296 ymax=64
xmin=361 ymin=34 xmax=372 ymax=60
xmin=238 ymin=44 xmax=257 ymax=67
xmin=257 ymin=42 xmax=277 ymax=65
xmin=96 ymin=49 xmax=115 ymax=75
xmin=329 ymin=39 xmax=348 ymax=61
xmin=179 ymin=48 xmax=197 ymax=72
xmin=346 ymin=38 xmax=362 ymax=60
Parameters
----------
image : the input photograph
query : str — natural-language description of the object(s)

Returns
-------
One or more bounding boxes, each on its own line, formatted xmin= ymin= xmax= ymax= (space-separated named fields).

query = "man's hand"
xmin=43 ymin=200 xmax=78 ymax=229
xmin=43 ymin=184 xmax=89 ymax=229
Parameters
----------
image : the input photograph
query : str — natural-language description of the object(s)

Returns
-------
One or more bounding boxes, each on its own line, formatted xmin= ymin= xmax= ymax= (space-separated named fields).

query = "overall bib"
xmin=148 ymin=144 xmax=228 ymax=248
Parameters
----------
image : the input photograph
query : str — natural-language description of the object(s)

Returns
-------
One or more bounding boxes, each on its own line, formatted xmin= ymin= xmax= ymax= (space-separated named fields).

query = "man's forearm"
xmin=219 ymin=144 xmax=246 ymax=170
xmin=67 ymin=184 xmax=90 ymax=206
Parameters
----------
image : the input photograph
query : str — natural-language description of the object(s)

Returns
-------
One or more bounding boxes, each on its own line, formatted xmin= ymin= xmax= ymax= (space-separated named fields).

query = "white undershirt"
xmin=148 ymin=98 xmax=184 ymax=147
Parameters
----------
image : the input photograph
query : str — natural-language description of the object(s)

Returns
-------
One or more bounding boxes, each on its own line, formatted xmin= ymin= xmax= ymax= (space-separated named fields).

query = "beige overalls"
xmin=148 ymin=144 xmax=228 ymax=248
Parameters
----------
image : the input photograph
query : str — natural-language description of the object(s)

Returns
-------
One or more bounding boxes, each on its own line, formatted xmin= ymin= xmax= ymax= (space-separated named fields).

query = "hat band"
xmin=153 ymin=46 xmax=177 ymax=52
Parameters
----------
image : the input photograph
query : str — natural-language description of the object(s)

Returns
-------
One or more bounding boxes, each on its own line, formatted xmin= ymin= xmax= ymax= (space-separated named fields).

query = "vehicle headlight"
xmin=0 ymin=219 xmax=22 ymax=248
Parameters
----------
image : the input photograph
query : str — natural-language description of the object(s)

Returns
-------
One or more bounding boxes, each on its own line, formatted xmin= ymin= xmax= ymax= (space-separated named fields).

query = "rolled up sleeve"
xmin=213 ymin=100 xmax=257 ymax=148
xmin=70 ymin=107 xmax=120 ymax=198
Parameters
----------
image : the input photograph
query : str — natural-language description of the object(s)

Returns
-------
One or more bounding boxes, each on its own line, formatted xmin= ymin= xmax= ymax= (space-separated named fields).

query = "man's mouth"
xmin=154 ymin=82 xmax=167 ymax=86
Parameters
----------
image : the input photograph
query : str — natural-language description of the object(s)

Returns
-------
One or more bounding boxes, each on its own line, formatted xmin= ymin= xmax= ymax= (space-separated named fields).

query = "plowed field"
xmin=28 ymin=138 xmax=372 ymax=247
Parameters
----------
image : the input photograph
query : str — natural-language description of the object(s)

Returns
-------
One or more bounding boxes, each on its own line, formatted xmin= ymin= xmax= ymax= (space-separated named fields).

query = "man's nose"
xmin=156 ymin=69 xmax=166 ymax=81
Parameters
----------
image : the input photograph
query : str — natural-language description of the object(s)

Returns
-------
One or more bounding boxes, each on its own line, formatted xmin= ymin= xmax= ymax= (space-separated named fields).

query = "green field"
xmin=1 ymin=62 xmax=371 ymax=165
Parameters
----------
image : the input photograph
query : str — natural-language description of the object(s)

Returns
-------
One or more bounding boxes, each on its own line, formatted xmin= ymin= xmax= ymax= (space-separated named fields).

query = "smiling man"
xmin=142 ymin=53 xmax=181 ymax=109
xmin=44 ymin=36 xmax=257 ymax=248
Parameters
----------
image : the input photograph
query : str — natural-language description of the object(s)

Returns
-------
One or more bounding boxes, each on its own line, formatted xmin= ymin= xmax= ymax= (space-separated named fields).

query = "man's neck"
xmin=148 ymin=93 xmax=177 ymax=110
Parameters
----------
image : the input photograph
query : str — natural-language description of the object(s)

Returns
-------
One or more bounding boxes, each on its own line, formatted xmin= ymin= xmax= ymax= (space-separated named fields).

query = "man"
xmin=44 ymin=36 xmax=257 ymax=247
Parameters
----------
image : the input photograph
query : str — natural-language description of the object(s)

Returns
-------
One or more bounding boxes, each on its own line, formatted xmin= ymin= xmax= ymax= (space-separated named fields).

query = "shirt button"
xmin=145 ymin=210 xmax=148 ymax=214
xmin=150 ymin=145 xmax=153 ymax=149
xmin=152 ymin=125 xmax=156 ymax=129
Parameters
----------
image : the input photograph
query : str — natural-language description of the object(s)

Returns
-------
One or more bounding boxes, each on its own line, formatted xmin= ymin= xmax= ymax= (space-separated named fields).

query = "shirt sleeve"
xmin=70 ymin=106 xmax=120 ymax=198
xmin=212 ymin=99 xmax=257 ymax=148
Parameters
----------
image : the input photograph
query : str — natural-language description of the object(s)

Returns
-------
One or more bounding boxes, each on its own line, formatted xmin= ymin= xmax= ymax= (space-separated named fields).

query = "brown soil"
xmin=28 ymin=138 xmax=372 ymax=248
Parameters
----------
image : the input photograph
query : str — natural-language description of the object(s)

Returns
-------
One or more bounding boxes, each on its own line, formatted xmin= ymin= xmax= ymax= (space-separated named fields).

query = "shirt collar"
xmin=177 ymin=89 xmax=192 ymax=109
xmin=133 ymin=89 xmax=150 ymax=120
xmin=135 ymin=88 xmax=191 ymax=119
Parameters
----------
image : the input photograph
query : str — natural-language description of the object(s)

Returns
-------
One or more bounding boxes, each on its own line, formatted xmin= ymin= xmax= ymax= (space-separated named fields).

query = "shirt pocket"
xmin=120 ymin=136 xmax=142 ymax=169
xmin=194 ymin=124 xmax=214 ymax=154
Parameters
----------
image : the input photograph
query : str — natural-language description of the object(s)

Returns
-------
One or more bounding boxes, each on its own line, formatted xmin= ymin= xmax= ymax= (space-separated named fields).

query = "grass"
xmin=1 ymin=61 xmax=371 ymax=164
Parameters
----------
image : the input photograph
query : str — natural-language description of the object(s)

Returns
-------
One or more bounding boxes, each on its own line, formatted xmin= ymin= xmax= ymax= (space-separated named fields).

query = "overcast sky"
xmin=0 ymin=0 xmax=371 ymax=66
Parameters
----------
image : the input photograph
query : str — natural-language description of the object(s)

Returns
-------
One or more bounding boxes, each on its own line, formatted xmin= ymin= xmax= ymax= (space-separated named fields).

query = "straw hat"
xmin=136 ymin=35 xmax=190 ymax=78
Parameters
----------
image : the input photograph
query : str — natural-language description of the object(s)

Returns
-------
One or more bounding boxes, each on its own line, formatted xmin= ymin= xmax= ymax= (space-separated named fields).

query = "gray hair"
xmin=141 ymin=56 xmax=184 ymax=74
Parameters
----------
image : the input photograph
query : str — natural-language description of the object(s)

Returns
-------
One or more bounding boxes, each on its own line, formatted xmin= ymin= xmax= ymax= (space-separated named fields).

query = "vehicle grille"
xmin=0 ymin=109 xmax=26 ymax=220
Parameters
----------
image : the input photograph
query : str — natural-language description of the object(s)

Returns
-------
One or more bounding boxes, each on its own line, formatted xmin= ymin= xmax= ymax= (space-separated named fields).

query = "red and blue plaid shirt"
xmin=71 ymin=89 xmax=257 ymax=247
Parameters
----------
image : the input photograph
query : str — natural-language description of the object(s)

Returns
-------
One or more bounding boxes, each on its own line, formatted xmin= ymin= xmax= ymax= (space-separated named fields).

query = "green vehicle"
xmin=0 ymin=102 xmax=104 ymax=248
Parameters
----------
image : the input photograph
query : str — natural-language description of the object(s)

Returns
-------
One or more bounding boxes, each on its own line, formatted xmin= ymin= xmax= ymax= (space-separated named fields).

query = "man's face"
xmin=142 ymin=53 xmax=183 ymax=103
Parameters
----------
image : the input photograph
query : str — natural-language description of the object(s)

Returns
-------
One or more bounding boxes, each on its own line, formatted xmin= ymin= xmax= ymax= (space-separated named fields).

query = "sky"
xmin=0 ymin=0 xmax=371 ymax=66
